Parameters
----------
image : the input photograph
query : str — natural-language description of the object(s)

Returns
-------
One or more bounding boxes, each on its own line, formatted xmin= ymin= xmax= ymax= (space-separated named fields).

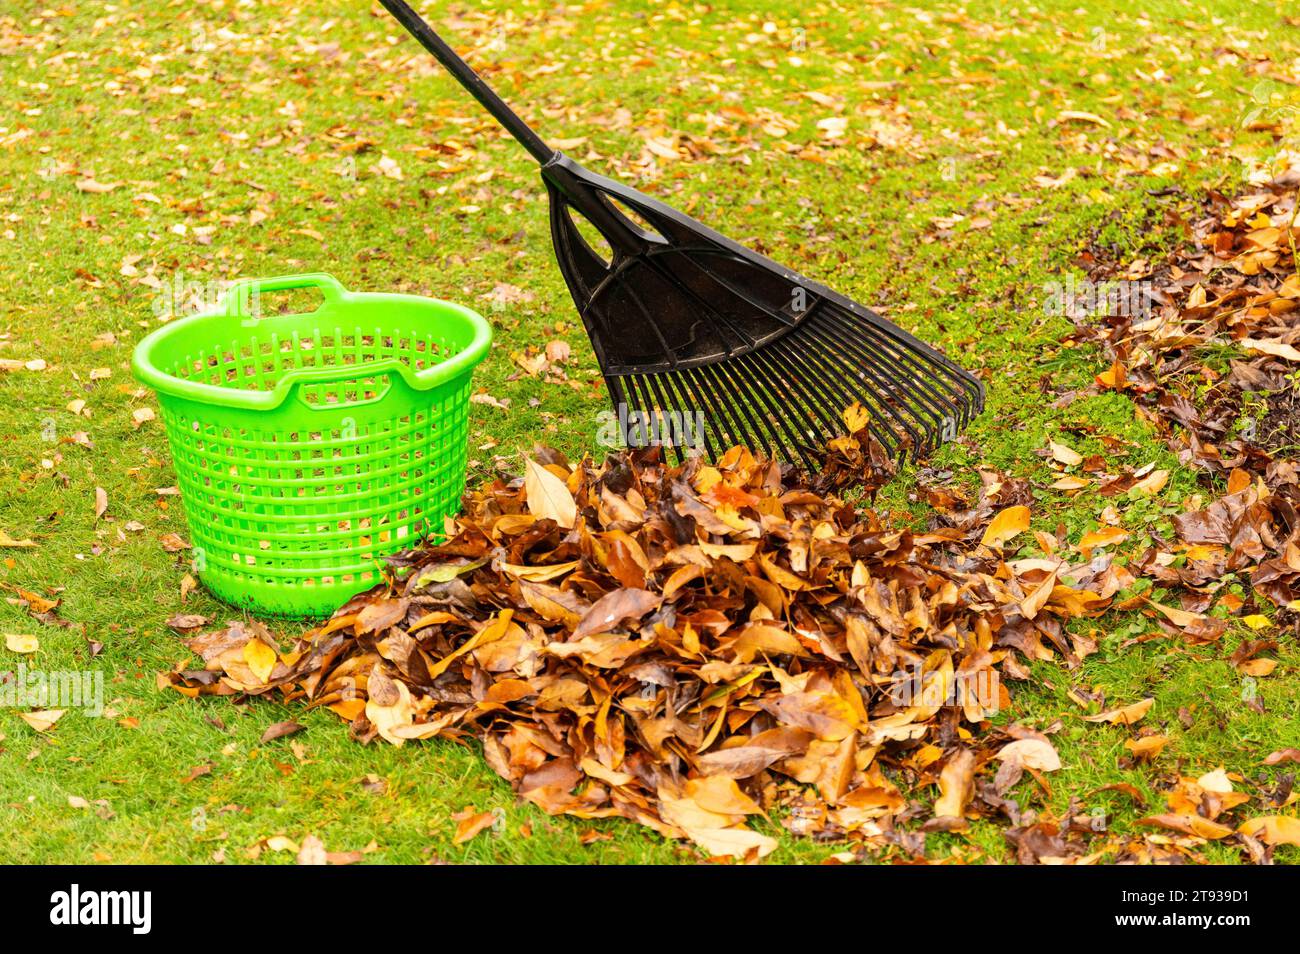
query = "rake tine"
xmin=666 ymin=371 xmax=720 ymax=462
xmin=751 ymin=345 xmax=841 ymax=442
xmin=696 ymin=250 xmax=972 ymax=436
xmin=791 ymin=320 xmax=924 ymax=453
xmin=710 ymin=359 xmax=797 ymax=466
xmin=745 ymin=345 xmax=836 ymax=448
xmin=643 ymin=372 xmax=690 ymax=463
xmin=634 ymin=375 xmax=666 ymax=450
xmin=767 ymin=337 xmax=901 ymax=453
xmin=663 ymin=369 xmax=721 ymax=461
xmin=618 ymin=374 xmax=655 ymax=447
xmin=838 ymin=305 xmax=983 ymax=421
xmin=683 ymin=364 xmax=746 ymax=456
xmin=832 ymin=312 xmax=980 ymax=443
xmin=811 ymin=314 xmax=945 ymax=448
xmin=640 ymin=373 xmax=679 ymax=460
xmin=699 ymin=362 xmax=770 ymax=460
xmin=649 ymin=375 xmax=690 ymax=465
xmin=790 ymin=319 xmax=935 ymax=454
xmin=834 ymin=309 xmax=974 ymax=421
xmin=732 ymin=352 xmax=820 ymax=471
xmin=606 ymin=373 xmax=631 ymax=431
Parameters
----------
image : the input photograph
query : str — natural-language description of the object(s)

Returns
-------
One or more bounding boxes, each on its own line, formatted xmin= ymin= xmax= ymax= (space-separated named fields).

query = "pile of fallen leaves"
xmin=1070 ymin=159 xmax=1300 ymax=612
xmin=162 ymin=427 xmax=1296 ymax=863
xmin=1073 ymin=160 xmax=1300 ymax=475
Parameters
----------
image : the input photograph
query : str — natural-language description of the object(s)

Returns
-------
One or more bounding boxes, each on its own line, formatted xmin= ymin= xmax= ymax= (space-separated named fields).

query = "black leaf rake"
xmin=378 ymin=0 xmax=984 ymax=470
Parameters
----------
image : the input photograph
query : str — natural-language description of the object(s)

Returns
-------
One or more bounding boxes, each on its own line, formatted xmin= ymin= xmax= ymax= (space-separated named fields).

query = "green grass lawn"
xmin=1 ymin=0 xmax=1297 ymax=864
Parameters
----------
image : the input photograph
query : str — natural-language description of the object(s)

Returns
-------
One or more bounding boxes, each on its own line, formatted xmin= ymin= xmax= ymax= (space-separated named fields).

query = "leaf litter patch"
xmin=163 ymin=406 xmax=1296 ymax=862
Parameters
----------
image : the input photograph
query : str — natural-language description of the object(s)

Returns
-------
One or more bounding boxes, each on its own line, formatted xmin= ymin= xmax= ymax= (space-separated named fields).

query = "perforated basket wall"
xmin=133 ymin=275 xmax=491 ymax=618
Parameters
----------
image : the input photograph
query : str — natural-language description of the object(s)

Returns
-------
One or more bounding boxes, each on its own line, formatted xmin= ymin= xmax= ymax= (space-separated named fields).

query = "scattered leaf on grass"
xmin=452 ymin=808 xmax=498 ymax=845
xmin=261 ymin=721 xmax=305 ymax=743
xmin=20 ymin=709 xmax=65 ymax=732
xmin=1083 ymin=698 xmax=1154 ymax=725
xmin=5 ymin=633 xmax=38 ymax=654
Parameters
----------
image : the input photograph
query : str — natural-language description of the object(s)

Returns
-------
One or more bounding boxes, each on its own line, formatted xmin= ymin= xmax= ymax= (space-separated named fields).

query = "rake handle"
xmin=378 ymin=0 xmax=555 ymax=166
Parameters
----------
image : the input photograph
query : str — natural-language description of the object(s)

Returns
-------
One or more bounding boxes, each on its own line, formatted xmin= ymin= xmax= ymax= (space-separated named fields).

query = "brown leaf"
xmin=1138 ymin=813 xmax=1234 ymax=839
xmin=261 ymin=721 xmax=305 ymax=743
xmin=934 ymin=749 xmax=976 ymax=821
xmin=453 ymin=808 xmax=498 ymax=844
xmin=573 ymin=588 xmax=661 ymax=639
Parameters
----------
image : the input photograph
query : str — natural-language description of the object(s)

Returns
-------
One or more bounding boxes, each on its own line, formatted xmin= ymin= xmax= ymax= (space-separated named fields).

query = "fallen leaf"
xmin=20 ymin=709 xmax=66 ymax=732
xmin=934 ymin=749 xmax=976 ymax=820
xmin=996 ymin=738 xmax=1061 ymax=772
xmin=1238 ymin=816 xmax=1300 ymax=846
xmin=524 ymin=459 xmax=576 ymax=529
xmin=5 ymin=633 xmax=38 ymax=654
xmin=453 ymin=808 xmax=498 ymax=844
xmin=981 ymin=506 xmax=1031 ymax=548
xmin=1083 ymin=698 xmax=1154 ymax=725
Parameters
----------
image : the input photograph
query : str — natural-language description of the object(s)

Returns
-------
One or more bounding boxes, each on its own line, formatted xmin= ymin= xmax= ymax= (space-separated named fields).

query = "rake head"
xmin=374 ymin=0 xmax=983 ymax=471
xmin=542 ymin=154 xmax=985 ymax=471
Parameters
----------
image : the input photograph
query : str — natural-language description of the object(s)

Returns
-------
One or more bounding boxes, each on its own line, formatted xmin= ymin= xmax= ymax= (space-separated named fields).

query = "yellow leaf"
xmin=365 ymin=674 xmax=415 ymax=746
xmin=242 ymin=638 xmax=277 ymax=683
xmin=1123 ymin=735 xmax=1169 ymax=760
xmin=1083 ymin=697 xmax=1154 ymax=725
xmin=427 ymin=610 xmax=515 ymax=681
xmin=524 ymin=459 xmax=576 ymax=529
xmin=1058 ymin=110 xmax=1111 ymax=128
xmin=1139 ymin=813 xmax=1234 ymax=839
xmin=75 ymin=178 xmax=121 ymax=193
xmin=981 ymin=506 xmax=1030 ymax=548
xmin=679 ymin=824 xmax=777 ymax=859
xmin=327 ymin=698 xmax=365 ymax=722
xmin=934 ymin=749 xmax=976 ymax=819
xmin=996 ymin=738 xmax=1061 ymax=771
xmin=0 ymin=530 xmax=37 ymax=548
xmin=1146 ymin=598 xmax=1205 ymax=628
xmin=499 ymin=560 xmax=579 ymax=582
xmin=453 ymin=810 xmax=498 ymax=844
xmin=1130 ymin=469 xmax=1169 ymax=496
xmin=1241 ymin=614 xmax=1272 ymax=630
xmin=1238 ymin=815 xmax=1300 ymax=846
xmin=841 ymin=402 xmax=870 ymax=434
xmin=1095 ymin=359 xmax=1126 ymax=391
xmin=1197 ymin=768 xmax=1233 ymax=794
xmin=5 ymin=633 xmax=38 ymax=654
xmin=1238 ymin=658 xmax=1276 ymax=677
xmin=1079 ymin=526 xmax=1129 ymax=551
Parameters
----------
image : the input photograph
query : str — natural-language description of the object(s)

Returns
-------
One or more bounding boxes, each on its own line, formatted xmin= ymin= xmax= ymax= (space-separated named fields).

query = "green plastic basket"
xmin=132 ymin=273 xmax=491 ymax=618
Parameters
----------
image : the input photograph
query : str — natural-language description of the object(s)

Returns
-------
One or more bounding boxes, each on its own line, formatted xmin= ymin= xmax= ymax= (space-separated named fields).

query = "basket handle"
xmin=222 ymin=273 xmax=347 ymax=322
xmin=281 ymin=358 xmax=422 ymax=411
